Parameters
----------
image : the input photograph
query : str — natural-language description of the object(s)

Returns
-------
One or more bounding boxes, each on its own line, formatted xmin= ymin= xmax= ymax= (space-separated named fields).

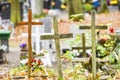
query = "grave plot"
xmin=40 ymin=16 xmax=73 ymax=79
xmin=17 ymin=8 xmax=43 ymax=79
xmin=19 ymin=17 xmax=54 ymax=60
xmin=19 ymin=16 xmax=58 ymax=68
xmin=62 ymin=11 xmax=120 ymax=80
xmin=3 ymin=9 xmax=120 ymax=80
xmin=5 ymin=8 xmax=73 ymax=80
xmin=7 ymin=9 xmax=58 ymax=80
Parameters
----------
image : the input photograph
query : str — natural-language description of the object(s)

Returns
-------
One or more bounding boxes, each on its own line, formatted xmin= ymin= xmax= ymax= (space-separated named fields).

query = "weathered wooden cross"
xmin=18 ymin=9 xmax=43 ymax=79
xmin=72 ymin=26 xmax=107 ymax=57
xmin=72 ymin=33 xmax=91 ymax=57
xmin=41 ymin=16 xmax=73 ymax=79
xmin=91 ymin=11 xmax=97 ymax=80
xmin=72 ymin=11 xmax=107 ymax=80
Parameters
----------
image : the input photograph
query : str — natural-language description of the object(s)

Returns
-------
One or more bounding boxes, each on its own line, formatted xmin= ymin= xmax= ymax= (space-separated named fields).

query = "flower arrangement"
xmin=25 ymin=58 xmax=44 ymax=68
xmin=19 ymin=43 xmax=27 ymax=51
xmin=9 ymin=58 xmax=48 ymax=80
xmin=20 ymin=43 xmax=27 ymax=49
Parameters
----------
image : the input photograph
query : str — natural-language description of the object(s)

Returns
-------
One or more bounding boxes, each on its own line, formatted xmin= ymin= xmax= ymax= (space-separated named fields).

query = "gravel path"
xmin=0 ymin=46 xmax=20 ymax=67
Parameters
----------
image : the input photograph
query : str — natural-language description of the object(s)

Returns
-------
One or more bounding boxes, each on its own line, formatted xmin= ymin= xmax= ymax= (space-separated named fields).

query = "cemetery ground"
xmin=0 ymin=10 xmax=120 ymax=80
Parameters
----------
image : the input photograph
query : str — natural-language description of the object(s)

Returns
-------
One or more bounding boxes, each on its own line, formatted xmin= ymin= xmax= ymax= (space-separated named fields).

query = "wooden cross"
xmin=18 ymin=8 xmax=43 ymax=79
xmin=72 ymin=25 xmax=107 ymax=57
xmin=72 ymin=33 xmax=91 ymax=57
xmin=79 ymin=21 xmax=108 ymax=80
xmin=72 ymin=11 xmax=107 ymax=80
xmin=41 ymin=16 xmax=73 ymax=79
xmin=91 ymin=10 xmax=96 ymax=80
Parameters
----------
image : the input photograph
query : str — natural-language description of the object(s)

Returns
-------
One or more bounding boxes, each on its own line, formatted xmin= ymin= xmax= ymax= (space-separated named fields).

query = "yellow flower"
xmin=61 ymin=4 xmax=66 ymax=9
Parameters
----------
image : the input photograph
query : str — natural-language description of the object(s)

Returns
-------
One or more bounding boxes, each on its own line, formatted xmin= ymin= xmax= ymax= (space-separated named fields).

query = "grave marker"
xmin=31 ymin=17 xmax=53 ymax=54
xmin=41 ymin=16 xmax=73 ymax=79
xmin=31 ymin=23 xmax=44 ymax=54
xmin=72 ymin=24 xmax=107 ymax=56
xmin=38 ymin=17 xmax=53 ymax=51
xmin=72 ymin=25 xmax=107 ymax=56
xmin=18 ymin=8 xmax=43 ymax=79
xmin=71 ymin=11 xmax=108 ymax=80
xmin=91 ymin=11 xmax=96 ymax=80
xmin=70 ymin=22 xmax=107 ymax=57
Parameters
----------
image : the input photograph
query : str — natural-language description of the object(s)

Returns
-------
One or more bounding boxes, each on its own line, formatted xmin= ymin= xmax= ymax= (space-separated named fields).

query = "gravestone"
xmin=21 ymin=17 xmax=53 ymax=67
xmin=0 ymin=2 xmax=23 ymax=20
xmin=39 ymin=17 xmax=53 ymax=51
xmin=32 ymin=17 xmax=53 ymax=54
xmin=43 ymin=0 xmax=51 ymax=9
xmin=32 ymin=23 xmax=45 ymax=54
xmin=41 ymin=16 xmax=73 ymax=79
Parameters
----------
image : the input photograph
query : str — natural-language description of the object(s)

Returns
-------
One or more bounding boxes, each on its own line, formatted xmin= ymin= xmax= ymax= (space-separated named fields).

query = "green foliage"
xmin=70 ymin=14 xmax=84 ymax=21
xmin=101 ymin=37 xmax=120 ymax=64
xmin=83 ymin=3 xmax=93 ymax=12
xmin=46 ymin=68 xmax=57 ymax=77
xmin=99 ymin=0 xmax=109 ymax=13
xmin=112 ymin=62 xmax=120 ymax=69
xmin=66 ymin=34 xmax=81 ymax=47
xmin=97 ymin=37 xmax=116 ymax=58
xmin=109 ymin=51 xmax=119 ymax=63
xmin=62 ymin=51 xmax=74 ymax=60
xmin=9 ymin=65 xmax=28 ymax=76
xmin=97 ymin=44 xmax=107 ymax=57
xmin=58 ymin=77 xmax=64 ymax=80
xmin=67 ymin=31 xmax=91 ymax=47
xmin=63 ymin=64 xmax=86 ymax=80
xmin=67 ymin=0 xmax=84 ymax=19
xmin=33 ymin=13 xmax=46 ymax=19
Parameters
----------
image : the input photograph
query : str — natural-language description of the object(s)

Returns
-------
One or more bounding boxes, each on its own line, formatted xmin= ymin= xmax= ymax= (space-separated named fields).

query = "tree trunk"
xmin=67 ymin=0 xmax=84 ymax=19
xmin=10 ymin=0 xmax=21 ymax=25
xmin=67 ymin=0 xmax=74 ymax=18
xmin=99 ymin=0 xmax=109 ymax=13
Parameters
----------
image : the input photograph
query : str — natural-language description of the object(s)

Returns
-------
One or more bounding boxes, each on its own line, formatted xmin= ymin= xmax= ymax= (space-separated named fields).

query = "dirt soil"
xmin=0 ymin=11 xmax=120 ymax=80
xmin=15 ymin=12 xmax=120 ymax=37
xmin=9 ymin=11 xmax=120 ymax=46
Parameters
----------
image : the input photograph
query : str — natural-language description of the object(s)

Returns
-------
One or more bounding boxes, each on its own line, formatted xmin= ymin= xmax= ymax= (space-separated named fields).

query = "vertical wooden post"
xmin=53 ymin=16 xmax=63 ymax=78
xmin=82 ymin=33 xmax=86 ymax=57
xmin=72 ymin=25 xmax=107 ymax=55
xmin=91 ymin=10 xmax=96 ymax=80
xmin=18 ymin=9 xmax=43 ymax=79
xmin=41 ymin=16 xmax=73 ymax=79
xmin=28 ymin=9 xmax=32 ymax=78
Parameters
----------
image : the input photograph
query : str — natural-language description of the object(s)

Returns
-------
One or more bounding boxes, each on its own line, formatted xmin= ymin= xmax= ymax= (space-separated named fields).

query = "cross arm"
xmin=79 ymin=25 xmax=108 ymax=29
xmin=72 ymin=46 xmax=91 ymax=50
xmin=41 ymin=33 xmax=73 ymax=40
xmin=32 ymin=22 xmax=43 ymax=25
xmin=18 ymin=22 xmax=43 ymax=25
